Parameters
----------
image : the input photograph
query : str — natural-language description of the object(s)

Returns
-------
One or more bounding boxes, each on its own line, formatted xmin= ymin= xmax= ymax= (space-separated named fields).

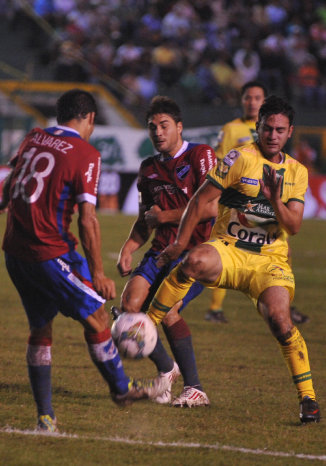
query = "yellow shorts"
xmin=202 ymin=239 xmax=295 ymax=307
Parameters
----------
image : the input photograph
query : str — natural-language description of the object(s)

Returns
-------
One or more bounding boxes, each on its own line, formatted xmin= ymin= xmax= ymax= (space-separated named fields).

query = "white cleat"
xmin=172 ymin=386 xmax=210 ymax=407
xmin=153 ymin=361 xmax=181 ymax=404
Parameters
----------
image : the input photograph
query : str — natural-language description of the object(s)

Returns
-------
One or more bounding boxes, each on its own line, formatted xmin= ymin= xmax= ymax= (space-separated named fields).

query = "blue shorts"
xmin=132 ymin=249 xmax=204 ymax=312
xmin=5 ymin=251 xmax=105 ymax=329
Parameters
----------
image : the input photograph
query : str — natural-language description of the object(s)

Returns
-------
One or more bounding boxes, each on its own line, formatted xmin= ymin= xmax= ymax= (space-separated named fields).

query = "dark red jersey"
xmin=138 ymin=141 xmax=216 ymax=251
xmin=3 ymin=126 xmax=101 ymax=261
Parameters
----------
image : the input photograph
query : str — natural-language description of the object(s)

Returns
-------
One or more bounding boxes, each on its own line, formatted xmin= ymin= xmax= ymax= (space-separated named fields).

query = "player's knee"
xmin=182 ymin=249 xmax=207 ymax=279
xmin=121 ymin=293 xmax=142 ymax=313
xmin=265 ymin=307 xmax=293 ymax=339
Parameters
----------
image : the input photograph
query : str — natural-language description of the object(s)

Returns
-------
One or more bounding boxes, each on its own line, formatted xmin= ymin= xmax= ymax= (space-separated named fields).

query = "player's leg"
xmin=162 ymin=282 xmax=210 ymax=407
xmin=5 ymin=253 xmax=58 ymax=431
xmin=148 ymin=243 xmax=222 ymax=325
xmin=287 ymin=242 xmax=310 ymax=324
xmin=28 ymin=321 xmax=58 ymax=432
xmin=258 ymin=286 xmax=320 ymax=423
xmin=205 ymin=288 xmax=228 ymax=323
xmin=120 ymin=273 xmax=179 ymax=402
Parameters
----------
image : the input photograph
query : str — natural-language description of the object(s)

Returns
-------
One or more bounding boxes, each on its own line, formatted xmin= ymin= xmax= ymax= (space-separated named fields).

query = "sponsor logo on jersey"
xmin=176 ymin=164 xmax=190 ymax=180
xmin=227 ymin=221 xmax=277 ymax=245
xmin=57 ymin=258 xmax=71 ymax=273
xmin=241 ymin=177 xmax=259 ymax=185
xmin=85 ymin=163 xmax=95 ymax=183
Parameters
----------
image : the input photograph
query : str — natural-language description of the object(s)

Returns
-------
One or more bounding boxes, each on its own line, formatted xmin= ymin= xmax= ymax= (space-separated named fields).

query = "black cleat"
xmin=300 ymin=396 xmax=320 ymax=423
xmin=290 ymin=306 xmax=310 ymax=324
xmin=204 ymin=309 xmax=228 ymax=323
xmin=111 ymin=306 xmax=122 ymax=320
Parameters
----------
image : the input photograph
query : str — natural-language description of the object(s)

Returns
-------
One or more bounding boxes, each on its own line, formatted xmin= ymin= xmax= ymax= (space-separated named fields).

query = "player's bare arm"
xmin=145 ymin=200 xmax=218 ymax=228
xmin=157 ymin=181 xmax=221 ymax=266
xmin=259 ymin=166 xmax=304 ymax=235
xmin=0 ymin=169 xmax=13 ymax=212
xmin=117 ymin=204 xmax=153 ymax=276
xmin=78 ymin=201 xmax=116 ymax=300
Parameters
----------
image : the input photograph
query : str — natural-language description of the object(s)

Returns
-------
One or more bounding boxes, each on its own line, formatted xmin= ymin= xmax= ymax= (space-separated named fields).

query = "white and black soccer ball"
xmin=111 ymin=312 xmax=158 ymax=359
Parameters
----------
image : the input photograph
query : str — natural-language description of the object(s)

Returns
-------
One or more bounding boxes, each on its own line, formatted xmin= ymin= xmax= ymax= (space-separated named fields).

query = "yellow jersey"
xmin=215 ymin=118 xmax=257 ymax=159
xmin=206 ymin=143 xmax=308 ymax=259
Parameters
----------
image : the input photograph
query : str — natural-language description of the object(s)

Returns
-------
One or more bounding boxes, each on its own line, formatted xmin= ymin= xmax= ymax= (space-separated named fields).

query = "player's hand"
xmin=93 ymin=275 xmax=116 ymax=301
xmin=117 ymin=254 xmax=132 ymax=277
xmin=156 ymin=243 xmax=184 ymax=268
xmin=259 ymin=166 xmax=282 ymax=202
xmin=144 ymin=205 xmax=162 ymax=228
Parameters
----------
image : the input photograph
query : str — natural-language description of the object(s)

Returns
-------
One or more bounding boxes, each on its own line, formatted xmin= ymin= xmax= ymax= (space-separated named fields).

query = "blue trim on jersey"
xmin=45 ymin=127 xmax=82 ymax=139
xmin=56 ymin=183 xmax=76 ymax=251
xmin=186 ymin=142 xmax=200 ymax=151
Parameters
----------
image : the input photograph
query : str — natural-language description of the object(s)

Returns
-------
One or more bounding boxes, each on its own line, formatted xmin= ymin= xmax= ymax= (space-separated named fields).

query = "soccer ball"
xmin=111 ymin=312 xmax=158 ymax=359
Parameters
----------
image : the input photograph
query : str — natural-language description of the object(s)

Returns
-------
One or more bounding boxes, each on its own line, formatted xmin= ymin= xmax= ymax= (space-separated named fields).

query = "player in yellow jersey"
xmin=207 ymin=81 xmax=309 ymax=325
xmin=146 ymin=95 xmax=320 ymax=422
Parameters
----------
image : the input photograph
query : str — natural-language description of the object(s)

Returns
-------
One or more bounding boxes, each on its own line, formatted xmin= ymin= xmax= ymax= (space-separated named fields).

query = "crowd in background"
xmin=4 ymin=0 xmax=326 ymax=109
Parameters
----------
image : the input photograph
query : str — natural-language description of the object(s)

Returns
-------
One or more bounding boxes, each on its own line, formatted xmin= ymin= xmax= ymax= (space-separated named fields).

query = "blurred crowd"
xmin=4 ymin=0 xmax=326 ymax=108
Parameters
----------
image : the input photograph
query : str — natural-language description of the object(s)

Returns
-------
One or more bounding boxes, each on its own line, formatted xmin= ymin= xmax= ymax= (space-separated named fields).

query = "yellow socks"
xmin=210 ymin=287 xmax=226 ymax=311
xmin=147 ymin=264 xmax=195 ymax=325
xmin=279 ymin=326 xmax=316 ymax=401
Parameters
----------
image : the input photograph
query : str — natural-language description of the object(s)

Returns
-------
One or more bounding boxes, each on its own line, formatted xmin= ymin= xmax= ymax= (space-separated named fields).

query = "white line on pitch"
xmin=1 ymin=427 xmax=326 ymax=462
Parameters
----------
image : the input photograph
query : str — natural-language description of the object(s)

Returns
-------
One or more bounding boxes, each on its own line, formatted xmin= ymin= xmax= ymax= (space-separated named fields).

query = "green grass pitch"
xmin=0 ymin=214 xmax=325 ymax=465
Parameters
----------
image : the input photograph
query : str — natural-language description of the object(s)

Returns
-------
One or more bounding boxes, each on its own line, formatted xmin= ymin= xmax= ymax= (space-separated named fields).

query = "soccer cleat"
xmin=111 ymin=375 xmax=170 ymax=407
xmin=153 ymin=361 xmax=181 ymax=404
xmin=172 ymin=386 xmax=210 ymax=408
xmin=111 ymin=305 xmax=122 ymax=321
xmin=290 ymin=306 xmax=310 ymax=324
xmin=205 ymin=309 xmax=228 ymax=323
xmin=37 ymin=415 xmax=58 ymax=432
xmin=300 ymin=396 xmax=321 ymax=423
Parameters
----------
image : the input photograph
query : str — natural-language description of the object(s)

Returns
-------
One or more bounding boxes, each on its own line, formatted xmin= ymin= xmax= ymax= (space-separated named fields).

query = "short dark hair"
xmin=56 ymin=89 xmax=97 ymax=124
xmin=241 ymin=80 xmax=268 ymax=97
xmin=146 ymin=96 xmax=182 ymax=124
xmin=258 ymin=95 xmax=295 ymax=126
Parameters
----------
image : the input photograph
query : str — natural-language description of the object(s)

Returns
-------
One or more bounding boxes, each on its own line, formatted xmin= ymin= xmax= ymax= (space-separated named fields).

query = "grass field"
xmin=0 ymin=214 xmax=325 ymax=465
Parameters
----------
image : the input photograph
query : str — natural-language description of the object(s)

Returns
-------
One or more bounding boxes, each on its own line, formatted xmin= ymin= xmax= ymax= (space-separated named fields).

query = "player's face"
xmin=256 ymin=113 xmax=293 ymax=160
xmin=148 ymin=113 xmax=183 ymax=157
xmin=241 ymin=86 xmax=265 ymax=121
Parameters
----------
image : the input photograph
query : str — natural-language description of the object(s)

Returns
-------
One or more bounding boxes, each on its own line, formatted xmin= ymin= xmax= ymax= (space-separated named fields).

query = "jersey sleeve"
xmin=74 ymin=147 xmax=101 ymax=205
xmin=206 ymin=148 xmax=245 ymax=191
xmin=192 ymin=144 xmax=217 ymax=188
xmin=288 ymin=162 xmax=308 ymax=204
xmin=136 ymin=160 xmax=152 ymax=209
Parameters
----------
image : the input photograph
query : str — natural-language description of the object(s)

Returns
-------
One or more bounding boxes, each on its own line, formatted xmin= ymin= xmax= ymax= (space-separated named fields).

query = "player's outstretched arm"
xmin=157 ymin=180 xmax=221 ymax=266
xmin=117 ymin=204 xmax=152 ymax=277
xmin=78 ymin=201 xmax=116 ymax=300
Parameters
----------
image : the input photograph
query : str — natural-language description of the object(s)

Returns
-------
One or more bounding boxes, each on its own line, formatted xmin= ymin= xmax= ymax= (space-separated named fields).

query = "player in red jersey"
xmin=115 ymin=96 xmax=217 ymax=407
xmin=1 ymin=89 xmax=168 ymax=432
